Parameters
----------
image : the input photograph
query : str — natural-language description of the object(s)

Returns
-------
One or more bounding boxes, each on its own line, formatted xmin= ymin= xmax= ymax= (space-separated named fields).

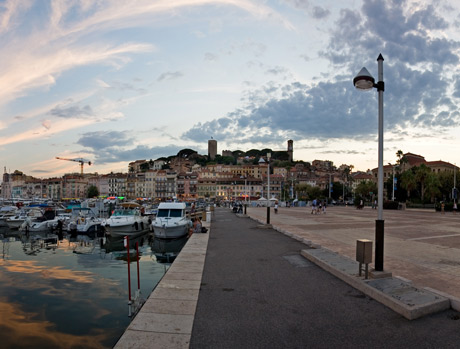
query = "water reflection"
xmin=150 ymin=236 xmax=188 ymax=263
xmin=0 ymin=229 xmax=175 ymax=348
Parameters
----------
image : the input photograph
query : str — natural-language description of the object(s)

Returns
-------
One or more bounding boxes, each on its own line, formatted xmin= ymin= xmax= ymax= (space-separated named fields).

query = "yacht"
xmin=152 ymin=202 xmax=192 ymax=239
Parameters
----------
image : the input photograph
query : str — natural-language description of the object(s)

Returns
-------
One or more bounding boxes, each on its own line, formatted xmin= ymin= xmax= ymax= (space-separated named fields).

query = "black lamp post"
xmin=353 ymin=54 xmax=385 ymax=271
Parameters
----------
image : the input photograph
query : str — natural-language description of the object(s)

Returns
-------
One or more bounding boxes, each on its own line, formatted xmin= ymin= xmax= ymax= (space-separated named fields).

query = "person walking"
xmin=453 ymin=201 xmax=457 ymax=214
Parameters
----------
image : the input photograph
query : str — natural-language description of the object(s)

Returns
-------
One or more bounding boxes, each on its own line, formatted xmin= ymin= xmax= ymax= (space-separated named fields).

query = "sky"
xmin=2 ymin=0 xmax=460 ymax=178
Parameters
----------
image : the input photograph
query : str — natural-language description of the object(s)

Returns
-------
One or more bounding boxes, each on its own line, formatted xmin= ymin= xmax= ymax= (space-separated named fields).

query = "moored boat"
xmin=102 ymin=202 xmax=151 ymax=238
xmin=152 ymin=202 xmax=192 ymax=239
xmin=67 ymin=207 xmax=103 ymax=237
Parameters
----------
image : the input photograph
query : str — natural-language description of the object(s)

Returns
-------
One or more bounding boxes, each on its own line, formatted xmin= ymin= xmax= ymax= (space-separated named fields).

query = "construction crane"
xmin=56 ymin=157 xmax=92 ymax=175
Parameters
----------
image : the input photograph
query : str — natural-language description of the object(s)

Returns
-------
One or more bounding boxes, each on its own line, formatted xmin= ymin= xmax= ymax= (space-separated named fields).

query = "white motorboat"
xmin=102 ymin=202 xmax=151 ymax=238
xmin=20 ymin=207 xmax=60 ymax=233
xmin=6 ymin=207 xmax=44 ymax=230
xmin=67 ymin=207 xmax=103 ymax=237
xmin=152 ymin=202 xmax=192 ymax=239
xmin=0 ymin=205 xmax=18 ymax=227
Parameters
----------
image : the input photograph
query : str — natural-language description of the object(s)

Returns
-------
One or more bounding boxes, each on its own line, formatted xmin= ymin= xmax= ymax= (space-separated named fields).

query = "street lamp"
xmin=388 ymin=163 xmax=396 ymax=201
xmin=354 ymin=54 xmax=385 ymax=272
xmin=267 ymin=153 xmax=271 ymax=224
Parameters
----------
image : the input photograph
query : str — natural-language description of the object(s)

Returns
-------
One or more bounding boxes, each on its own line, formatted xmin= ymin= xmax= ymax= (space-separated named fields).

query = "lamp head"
xmin=353 ymin=67 xmax=375 ymax=90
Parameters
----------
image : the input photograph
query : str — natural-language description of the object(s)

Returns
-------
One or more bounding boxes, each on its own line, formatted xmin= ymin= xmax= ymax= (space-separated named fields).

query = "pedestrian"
xmin=274 ymin=202 xmax=278 ymax=214
xmin=188 ymin=218 xmax=202 ymax=237
xmin=454 ymin=201 xmax=457 ymax=214
xmin=441 ymin=202 xmax=445 ymax=214
xmin=311 ymin=199 xmax=317 ymax=214
xmin=322 ymin=201 xmax=327 ymax=214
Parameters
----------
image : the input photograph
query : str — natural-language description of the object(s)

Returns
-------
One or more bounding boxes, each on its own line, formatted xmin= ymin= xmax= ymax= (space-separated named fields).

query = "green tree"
xmin=424 ymin=173 xmax=441 ymax=202
xmin=415 ymin=164 xmax=432 ymax=203
xmin=355 ymin=181 xmax=377 ymax=201
xmin=87 ymin=185 xmax=99 ymax=198
xmin=438 ymin=171 xmax=454 ymax=200
xmin=307 ymin=185 xmax=323 ymax=201
xmin=139 ymin=162 xmax=150 ymax=172
xmin=400 ymin=170 xmax=417 ymax=200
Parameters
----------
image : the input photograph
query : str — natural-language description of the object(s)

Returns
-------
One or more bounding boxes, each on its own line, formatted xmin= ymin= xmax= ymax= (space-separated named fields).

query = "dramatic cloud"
xmin=183 ymin=0 xmax=460 ymax=147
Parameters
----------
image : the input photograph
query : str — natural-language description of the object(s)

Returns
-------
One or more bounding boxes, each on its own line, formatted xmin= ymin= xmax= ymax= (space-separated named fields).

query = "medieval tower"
xmin=287 ymin=139 xmax=293 ymax=162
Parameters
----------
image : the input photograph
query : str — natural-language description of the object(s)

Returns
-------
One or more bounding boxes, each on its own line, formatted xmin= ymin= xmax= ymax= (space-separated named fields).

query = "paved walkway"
xmin=190 ymin=207 xmax=460 ymax=348
xmin=115 ymin=205 xmax=460 ymax=348
xmin=247 ymin=205 xmax=460 ymax=300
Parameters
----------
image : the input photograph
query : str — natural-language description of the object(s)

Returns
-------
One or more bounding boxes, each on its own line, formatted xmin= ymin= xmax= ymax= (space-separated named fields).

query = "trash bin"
xmin=206 ymin=211 xmax=212 ymax=222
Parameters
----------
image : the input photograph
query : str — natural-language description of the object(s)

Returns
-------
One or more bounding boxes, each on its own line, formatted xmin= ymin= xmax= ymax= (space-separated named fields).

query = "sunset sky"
xmin=2 ymin=0 xmax=460 ymax=178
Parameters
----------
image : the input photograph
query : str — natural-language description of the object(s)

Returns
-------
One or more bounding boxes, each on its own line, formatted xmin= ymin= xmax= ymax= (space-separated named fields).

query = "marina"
xmin=0 ymin=224 xmax=182 ymax=349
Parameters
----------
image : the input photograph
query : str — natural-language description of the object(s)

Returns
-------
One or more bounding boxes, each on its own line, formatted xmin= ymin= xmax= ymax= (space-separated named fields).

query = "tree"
xmin=139 ymin=162 xmax=150 ymax=172
xmin=87 ymin=185 xmax=99 ymax=198
xmin=355 ymin=181 xmax=377 ymax=201
xmin=438 ymin=171 xmax=454 ymax=200
xmin=415 ymin=164 xmax=432 ymax=203
xmin=424 ymin=173 xmax=441 ymax=202
xmin=400 ymin=170 xmax=416 ymax=200
xmin=177 ymin=148 xmax=197 ymax=158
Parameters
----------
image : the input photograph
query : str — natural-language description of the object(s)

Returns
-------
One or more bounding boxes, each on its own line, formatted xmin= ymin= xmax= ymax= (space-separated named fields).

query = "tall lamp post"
xmin=267 ymin=153 xmax=271 ymax=224
xmin=388 ymin=163 xmax=396 ymax=201
xmin=353 ymin=54 xmax=385 ymax=272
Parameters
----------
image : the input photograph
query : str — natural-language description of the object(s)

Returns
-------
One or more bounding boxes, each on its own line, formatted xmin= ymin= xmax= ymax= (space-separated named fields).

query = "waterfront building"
xmin=154 ymin=170 xmax=177 ymax=200
xmin=44 ymin=178 xmax=63 ymax=200
xmin=61 ymin=175 xmax=88 ymax=199
xmin=107 ymin=173 xmax=128 ymax=198
xmin=177 ymin=172 xmax=198 ymax=200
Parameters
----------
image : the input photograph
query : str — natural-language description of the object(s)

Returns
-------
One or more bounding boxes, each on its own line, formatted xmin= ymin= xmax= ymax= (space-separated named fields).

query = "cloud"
xmin=77 ymin=131 xmax=135 ymax=150
xmin=76 ymin=130 xmax=206 ymax=164
xmin=182 ymin=0 xmax=460 ymax=148
xmin=50 ymin=105 xmax=94 ymax=118
xmin=312 ymin=6 xmax=330 ymax=19
xmin=157 ymin=71 xmax=184 ymax=82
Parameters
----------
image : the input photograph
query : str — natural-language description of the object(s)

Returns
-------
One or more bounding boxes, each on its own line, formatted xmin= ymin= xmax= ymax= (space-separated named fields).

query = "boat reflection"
xmin=103 ymin=233 xmax=150 ymax=261
xmin=150 ymin=236 xmax=188 ymax=263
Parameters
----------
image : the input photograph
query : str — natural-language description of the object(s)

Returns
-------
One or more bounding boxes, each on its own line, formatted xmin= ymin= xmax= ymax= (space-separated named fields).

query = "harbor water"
xmin=0 ymin=226 xmax=185 ymax=348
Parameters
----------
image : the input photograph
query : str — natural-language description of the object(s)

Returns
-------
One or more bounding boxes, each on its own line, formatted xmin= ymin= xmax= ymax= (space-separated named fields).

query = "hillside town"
xmin=1 ymin=139 xmax=458 ymax=204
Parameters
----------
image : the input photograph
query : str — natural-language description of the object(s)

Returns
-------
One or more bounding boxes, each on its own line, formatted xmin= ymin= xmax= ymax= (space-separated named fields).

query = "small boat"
xmin=67 ymin=207 xmax=103 ymax=238
xmin=6 ymin=207 xmax=43 ymax=230
xmin=0 ymin=206 xmax=18 ymax=227
xmin=102 ymin=202 xmax=151 ymax=238
xmin=20 ymin=207 xmax=60 ymax=234
xmin=152 ymin=202 xmax=192 ymax=239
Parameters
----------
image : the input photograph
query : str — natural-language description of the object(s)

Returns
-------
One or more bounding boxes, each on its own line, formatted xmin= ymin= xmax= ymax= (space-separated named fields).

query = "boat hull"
xmin=103 ymin=218 xmax=150 ymax=238
xmin=153 ymin=223 xmax=190 ymax=239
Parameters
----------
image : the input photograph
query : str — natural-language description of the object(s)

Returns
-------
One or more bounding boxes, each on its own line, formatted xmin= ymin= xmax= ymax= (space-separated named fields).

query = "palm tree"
xmin=400 ymin=170 xmax=416 ymax=199
xmin=396 ymin=150 xmax=408 ymax=171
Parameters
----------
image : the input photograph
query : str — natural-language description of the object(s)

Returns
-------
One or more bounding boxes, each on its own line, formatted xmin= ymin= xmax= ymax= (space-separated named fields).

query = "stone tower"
xmin=208 ymin=139 xmax=217 ymax=160
xmin=287 ymin=139 xmax=293 ymax=162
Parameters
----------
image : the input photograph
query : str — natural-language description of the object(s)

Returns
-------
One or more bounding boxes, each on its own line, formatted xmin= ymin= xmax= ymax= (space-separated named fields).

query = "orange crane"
xmin=56 ymin=157 xmax=92 ymax=175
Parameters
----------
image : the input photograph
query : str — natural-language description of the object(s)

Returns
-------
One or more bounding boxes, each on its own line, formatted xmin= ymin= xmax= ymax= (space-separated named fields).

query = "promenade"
xmin=246 ymin=205 xmax=460 ymax=300
xmin=116 ymin=205 xmax=460 ymax=348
